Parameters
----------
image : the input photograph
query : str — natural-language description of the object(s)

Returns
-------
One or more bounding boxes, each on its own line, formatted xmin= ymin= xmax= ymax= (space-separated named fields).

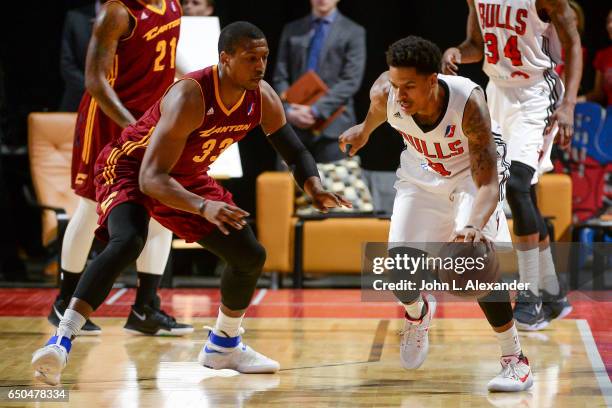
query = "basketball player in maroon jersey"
xmin=52 ymin=0 xmax=192 ymax=336
xmin=32 ymin=22 xmax=350 ymax=385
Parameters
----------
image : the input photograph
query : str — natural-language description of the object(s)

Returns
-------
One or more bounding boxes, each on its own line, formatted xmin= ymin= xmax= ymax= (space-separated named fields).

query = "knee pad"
xmin=478 ymin=290 xmax=513 ymax=328
xmin=232 ymin=242 xmax=266 ymax=273
xmin=530 ymin=185 xmax=549 ymax=241
xmin=111 ymin=232 xmax=147 ymax=260
xmin=506 ymin=162 xmax=538 ymax=236
xmin=219 ymin=242 xmax=266 ymax=311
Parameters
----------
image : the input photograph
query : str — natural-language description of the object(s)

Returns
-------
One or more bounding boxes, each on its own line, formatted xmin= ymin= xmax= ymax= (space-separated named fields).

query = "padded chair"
xmin=572 ymin=102 xmax=608 ymax=164
xmin=256 ymin=171 xmax=573 ymax=286
xmin=27 ymin=112 xmax=209 ymax=285
xmin=27 ymin=113 xmax=78 ymax=250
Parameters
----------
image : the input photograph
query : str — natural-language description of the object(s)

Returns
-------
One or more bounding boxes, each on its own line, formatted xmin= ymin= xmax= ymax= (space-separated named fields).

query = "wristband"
xmin=198 ymin=199 xmax=208 ymax=216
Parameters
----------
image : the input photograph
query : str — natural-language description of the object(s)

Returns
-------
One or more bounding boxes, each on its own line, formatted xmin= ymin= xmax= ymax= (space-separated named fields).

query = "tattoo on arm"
xmin=462 ymin=89 xmax=497 ymax=187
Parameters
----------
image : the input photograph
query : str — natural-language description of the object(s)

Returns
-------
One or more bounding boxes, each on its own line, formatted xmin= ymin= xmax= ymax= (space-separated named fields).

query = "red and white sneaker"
xmin=399 ymin=294 xmax=436 ymax=369
xmin=487 ymin=354 xmax=533 ymax=392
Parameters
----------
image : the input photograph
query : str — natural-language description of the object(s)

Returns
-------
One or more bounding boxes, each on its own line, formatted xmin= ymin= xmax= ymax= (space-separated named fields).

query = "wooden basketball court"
xmin=0 ymin=288 xmax=610 ymax=407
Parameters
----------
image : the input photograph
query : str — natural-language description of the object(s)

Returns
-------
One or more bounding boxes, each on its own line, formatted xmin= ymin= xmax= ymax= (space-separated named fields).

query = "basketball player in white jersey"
xmin=339 ymin=36 xmax=532 ymax=392
xmin=441 ymin=0 xmax=581 ymax=330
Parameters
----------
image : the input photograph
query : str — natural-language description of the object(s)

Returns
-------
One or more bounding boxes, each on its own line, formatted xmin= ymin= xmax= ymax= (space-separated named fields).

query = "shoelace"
xmin=500 ymin=360 xmax=522 ymax=380
xmin=398 ymin=323 xmax=432 ymax=347
xmin=203 ymin=325 xmax=246 ymax=336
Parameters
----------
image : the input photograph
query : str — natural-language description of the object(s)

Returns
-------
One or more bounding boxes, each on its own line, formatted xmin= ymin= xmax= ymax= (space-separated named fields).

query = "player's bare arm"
xmin=442 ymin=0 xmax=484 ymax=75
xmin=139 ymin=79 xmax=248 ymax=235
xmin=84 ymin=2 xmax=137 ymax=128
xmin=259 ymin=80 xmax=351 ymax=212
xmin=338 ymin=72 xmax=389 ymax=156
xmin=459 ymin=88 xmax=499 ymax=243
xmin=537 ymin=0 xmax=582 ymax=147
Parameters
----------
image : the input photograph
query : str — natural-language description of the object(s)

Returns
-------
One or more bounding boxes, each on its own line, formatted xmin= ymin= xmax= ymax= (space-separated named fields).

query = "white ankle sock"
xmin=57 ymin=309 xmax=86 ymax=339
xmin=496 ymin=323 xmax=521 ymax=356
xmin=539 ymin=246 xmax=559 ymax=295
xmin=517 ymin=248 xmax=539 ymax=295
xmin=213 ymin=308 xmax=243 ymax=338
xmin=403 ymin=295 xmax=424 ymax=320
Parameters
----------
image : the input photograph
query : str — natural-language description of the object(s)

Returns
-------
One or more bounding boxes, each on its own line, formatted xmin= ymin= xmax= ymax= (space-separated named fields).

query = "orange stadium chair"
xmin=27 ymin=113 xmax=78 ymax=263
xmin=26 ymin=112 xmax=198 ymax=284
xmin=256 ymin=171 xmax=573 ymax=287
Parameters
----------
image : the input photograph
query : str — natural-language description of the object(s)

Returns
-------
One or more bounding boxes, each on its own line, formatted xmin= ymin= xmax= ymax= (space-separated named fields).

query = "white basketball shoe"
xmin=399 ymin=294 xmax=436 ymax=369
xmin=487 ymin=354 xmax=534 ymax=392
xmin=31 ymin=335 xmax=71 ymax=386
xmin=198 ymin=327 xmax=280 ymax=373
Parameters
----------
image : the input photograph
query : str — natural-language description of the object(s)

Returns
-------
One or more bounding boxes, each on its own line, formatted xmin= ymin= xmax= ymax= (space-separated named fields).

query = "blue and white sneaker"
xmin=198 ymin=327 xmax=279 ymax=373
xmin=31 ymin=336 xmax=71 ymax=385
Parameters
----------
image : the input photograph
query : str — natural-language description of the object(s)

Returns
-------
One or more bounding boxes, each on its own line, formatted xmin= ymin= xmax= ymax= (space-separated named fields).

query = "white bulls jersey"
xmin=475 ymin=0 xmax=561 ymax=86
xmin=388 ymin=74 xmax=476 ymax=190
xmin=387 ymin=75 xmax=511 ymax=244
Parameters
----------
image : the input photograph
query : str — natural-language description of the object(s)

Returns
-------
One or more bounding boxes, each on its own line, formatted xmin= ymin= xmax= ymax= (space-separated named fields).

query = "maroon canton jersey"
xmin=71 ymin=0 xmax=181 ymax=199
xmin=103 ymin=0 xmax=181 ymax=112
xmin=94 ymin=65 xmax=262 ymax=241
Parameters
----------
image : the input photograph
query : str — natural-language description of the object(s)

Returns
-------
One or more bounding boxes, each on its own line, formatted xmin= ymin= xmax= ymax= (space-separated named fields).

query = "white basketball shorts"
xmin=486 ymin=74 xmax=564 ymax=184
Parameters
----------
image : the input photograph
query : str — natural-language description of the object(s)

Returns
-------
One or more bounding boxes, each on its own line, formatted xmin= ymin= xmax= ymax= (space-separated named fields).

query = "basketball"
xmin=436 ymin=236 xmax=500 ymax=299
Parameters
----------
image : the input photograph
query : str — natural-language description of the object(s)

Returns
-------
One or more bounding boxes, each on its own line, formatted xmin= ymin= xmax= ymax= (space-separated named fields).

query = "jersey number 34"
xmin=484 ymin=33 xmax=522 ymax=66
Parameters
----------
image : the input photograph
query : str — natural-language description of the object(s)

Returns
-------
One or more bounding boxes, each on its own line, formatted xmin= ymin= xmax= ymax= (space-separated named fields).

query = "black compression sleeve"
xmin=267 ymin=123 xmax=320 ymax=189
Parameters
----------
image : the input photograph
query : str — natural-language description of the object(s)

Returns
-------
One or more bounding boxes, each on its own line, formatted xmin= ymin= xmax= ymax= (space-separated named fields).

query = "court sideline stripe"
xmin=279 ymin=319 xmax=390 ymax=371
xmin=251 ymin=289 xmax=267 ymax=305
xmin=576 ymin=319 xmax=612 ymax=406
xmin=105 ymin=288 xmax=128 ymax=305
xmin=368 ymin=319 xmax=389 ymax=362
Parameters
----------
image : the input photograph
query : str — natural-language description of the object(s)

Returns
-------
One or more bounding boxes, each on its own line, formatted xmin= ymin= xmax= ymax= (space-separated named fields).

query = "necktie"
xmin=306 ymin=18 xmax=326 ymax=72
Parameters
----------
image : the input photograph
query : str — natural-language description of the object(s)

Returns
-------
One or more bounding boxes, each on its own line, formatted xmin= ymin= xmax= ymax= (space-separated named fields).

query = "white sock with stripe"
xmin=496 ymin=323 xmax=521 ymax=357
xmin=403 ymin=295 xmax=425 ymax=320
xmin=517 ymin=248 xmax=539 ymax=295
xmin=539 ymin=246 xmax=560 ymax=295
xmin=56 ymin=309 xmax=86 ymax=340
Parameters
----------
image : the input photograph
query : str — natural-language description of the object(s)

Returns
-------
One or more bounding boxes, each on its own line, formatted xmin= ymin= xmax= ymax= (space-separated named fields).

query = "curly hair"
xmin=386 ymin=36 xmax=441 ymax=75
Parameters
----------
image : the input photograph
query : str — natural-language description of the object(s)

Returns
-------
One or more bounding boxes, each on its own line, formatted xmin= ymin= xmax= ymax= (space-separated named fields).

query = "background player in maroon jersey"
xmin=441 ymin=0 xmax=580 ymax=331
xmin=53 ymin=0 xmax=192 ymax=336
xmin=31 ymin=22 xmax=350 ymax=385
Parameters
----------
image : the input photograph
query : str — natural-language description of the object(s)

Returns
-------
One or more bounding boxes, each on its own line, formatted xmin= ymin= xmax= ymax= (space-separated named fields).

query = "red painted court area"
xmin=1 ymin=288 xmax=611 ymax=378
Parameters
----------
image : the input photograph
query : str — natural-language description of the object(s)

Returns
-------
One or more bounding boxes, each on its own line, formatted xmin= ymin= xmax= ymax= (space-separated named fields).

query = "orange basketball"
xmin=436 ymin=236 xmax=500 ymax=299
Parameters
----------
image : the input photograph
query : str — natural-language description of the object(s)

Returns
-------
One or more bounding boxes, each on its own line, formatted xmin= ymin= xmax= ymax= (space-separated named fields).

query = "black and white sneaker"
xmin=123 ymin=304 xmax=193 ymax=336
xmin=513 ymin=290 xmax=549 ymax=331
xmin=541 ymin=290 xmax=573 ymax=321
xmin=47 ymin=297 xmax=101 ymax=336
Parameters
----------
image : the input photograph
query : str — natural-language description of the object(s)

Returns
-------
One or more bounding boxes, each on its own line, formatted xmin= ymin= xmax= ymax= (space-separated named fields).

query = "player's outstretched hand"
xmin=547 ymin=102 xmax=574 ymax=150
xmin=441 ymin=48 xmax=461 ymax=75
xmin=338 ymin=123 xmax=368 ymax=157
xmin=201 ymin=200 xmax=249 ymax=235
xmin=310 ymin=190 xmax=352 ymax=213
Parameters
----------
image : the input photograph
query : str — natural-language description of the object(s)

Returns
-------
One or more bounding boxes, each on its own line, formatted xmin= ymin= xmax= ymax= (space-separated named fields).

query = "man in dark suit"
xmin=59 ymin=1 xmax=99 ymax=111
xmin=273 ymin=0 xmax=366 ymax=163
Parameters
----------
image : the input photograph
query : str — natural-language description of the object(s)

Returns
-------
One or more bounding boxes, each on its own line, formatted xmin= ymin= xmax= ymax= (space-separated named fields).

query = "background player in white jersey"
xmin=441 ymin=0 xmax=581 ymax=330
xmin=339 ymin=36 xmax=532 ymax=392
